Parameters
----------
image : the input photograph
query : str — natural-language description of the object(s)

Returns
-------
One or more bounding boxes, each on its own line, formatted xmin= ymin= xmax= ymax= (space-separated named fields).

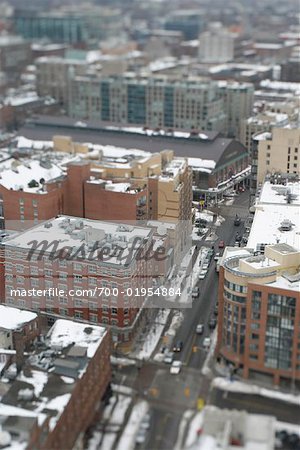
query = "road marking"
xmin=185 ymin=334 xmax=197 ymax=365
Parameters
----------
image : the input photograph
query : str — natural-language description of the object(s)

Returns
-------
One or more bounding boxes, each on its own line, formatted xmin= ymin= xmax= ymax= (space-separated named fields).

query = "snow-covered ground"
xmin=184 ymin=411 xmax=204 ymax=448
xmin=132 ymin=309 xmax=170 ymax=360
xmin=110 ymin=356 xmax=137 ymax=367
xmin=87 ymin=390 xmax=132 ymax=450
xmin=212 ymin=377 xmax=300 ymax=405
xmin=201 ymin=328 xmax=217 ymax=376
xmin=115 ymin=400 xmax=149 ymax=450
xmin=153 ymin=310 xmax=184 ymax=361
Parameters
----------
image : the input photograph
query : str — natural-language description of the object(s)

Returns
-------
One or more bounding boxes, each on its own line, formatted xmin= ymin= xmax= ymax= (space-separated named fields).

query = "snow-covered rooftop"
xmin=0 ymin=160 xmax=64 ymax=193
xmin=3 ymin=216 xmax=152 ymax=266
xmin=0 ymin=305 xmax=37 ymax=331
xmin=247 ymin=181 xmax=300 ymax=251
xmin=0 ymin=319 xmax=107 ymax=449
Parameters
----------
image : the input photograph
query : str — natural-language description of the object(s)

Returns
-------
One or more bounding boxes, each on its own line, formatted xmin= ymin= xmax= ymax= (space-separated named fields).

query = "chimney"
xmin=14 ymin=330 xmax=25 ymax=373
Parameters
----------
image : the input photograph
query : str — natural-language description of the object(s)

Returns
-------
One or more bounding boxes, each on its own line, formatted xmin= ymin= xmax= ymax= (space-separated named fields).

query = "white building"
xmin=199 ymin=23 xmax=234 ymax=63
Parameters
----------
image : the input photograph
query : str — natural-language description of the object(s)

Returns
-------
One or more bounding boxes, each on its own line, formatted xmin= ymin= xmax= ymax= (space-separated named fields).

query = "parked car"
xmin=164 ymin=351 xmax=174 ymax=364
xmin=192 ymin=287 xmax=200 ymax=298
xmin=203 ymin=337 xmax=211 ymax=349
xmin=209 ymin=317 xmax=217 ymax=329
xmin=234 ymin=215 xmax=241 ymax=226
xmin=170 ymin=360 xmax=182 ymax=375
xmin=196 ymin=324 xmax=204 ymax=334
xmin=202 ymin=262 xmax=209 ymax=270
xmin=214 ymin=252 xmax=221 ymax=261
xmin=218 ymin=240 xmax=225 ymax=248
xmin=214 ymin=306 xmax=219 ymax=316
xmin=135 ymin=428 xmax=147 ymax=444
xmin=173 ymin=341 xmax=183 ymax=352
xmin=199 ymin=270 xmax=207 ymax=280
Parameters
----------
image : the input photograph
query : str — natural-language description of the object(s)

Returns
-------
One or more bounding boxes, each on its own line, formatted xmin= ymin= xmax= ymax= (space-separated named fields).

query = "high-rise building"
xmin=0 ymin=35 xmax=31 ymax=86
xmin=199 ymin=23 xmax=234 ymax=63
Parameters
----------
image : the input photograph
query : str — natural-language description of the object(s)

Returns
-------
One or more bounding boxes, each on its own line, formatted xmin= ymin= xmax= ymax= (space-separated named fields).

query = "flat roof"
xmin=0 ymin=305 xmax=37 ymax=331
xmin=20 ymin=117 xmax=239 ymax=163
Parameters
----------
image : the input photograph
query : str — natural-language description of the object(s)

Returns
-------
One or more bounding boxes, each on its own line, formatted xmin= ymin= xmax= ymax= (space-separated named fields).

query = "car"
xmin=199 ymin=270 xmax=207 ymax=280
xmin=192 ymin=287 xmax=200 ymax=298
xmin=234 ymin=241 xmax=240 ymax=247
xmin=196 ymin=324 xmax=204 ymax=334
xmin=140 ymin=413 xmax=151 ymax=430
xmin=170 ymin=360 xmax=182 ymax=374
xmin=74 ymin=121 xmax=87 ymax=127
xmin=214 ymin=252 xmax=221 ymax=261
xmin=164 ymin=351 xmax=174 ymax=364
xmin=209 ymin=317 xmax=217 ymax=329
xmin=173 ymin=341 xmax=183 ymax=352
xmin=203 ymin=337 xmax=211 ymax=349
xmin=202 ymin=262 xmax=209 ymax=270
xmin=214 ymin=306 xmax=218 ymax=316
xmin=160 ymin=345 xmax=167 ymax=353
xmin=135 ymin=428 xmax=147 ymax=444
xmin=234 ymin=216 xmax=241 ymax=226
xmin=218 ymin=240 xmax=225 ymax=248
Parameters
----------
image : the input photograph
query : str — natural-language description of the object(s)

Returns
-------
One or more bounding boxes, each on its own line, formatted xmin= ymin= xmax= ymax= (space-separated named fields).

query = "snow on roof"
xmin=0 ymin=305 xmax=37 ymax=330
xmin=188 ymin=158 xmax=216 ymax=170
xmin=260 ymin=79 xmax=300 ymax=93
xmin=259 ymin=181 xmax=300 ymax=205
xmin=4 ymin=216 xmax=152 ymax=263
xmin=247 ymin=181 xmax=300 ymax=250
xmin=46 ymin=319 xmax=106 ymax=358
xmin=0 ymin=160 xmax=63 ymax=193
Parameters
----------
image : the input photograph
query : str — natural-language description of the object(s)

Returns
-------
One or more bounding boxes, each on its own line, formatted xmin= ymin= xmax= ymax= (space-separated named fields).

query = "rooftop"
xmin=3 ymin=216 xmax=153 ymax=266
xmin=0 ymin=319 xmax=106 ymax=448
xmin=0 ymin=306 xmax=37 ymax=331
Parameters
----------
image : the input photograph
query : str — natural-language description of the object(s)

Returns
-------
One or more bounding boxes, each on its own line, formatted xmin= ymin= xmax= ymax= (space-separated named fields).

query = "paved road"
xmin=113 ymin=192 xmax=297 ymax=450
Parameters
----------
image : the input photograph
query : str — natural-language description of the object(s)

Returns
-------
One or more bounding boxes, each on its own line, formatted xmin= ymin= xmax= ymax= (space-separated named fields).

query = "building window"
xmin=73 ymin=263 xmax=82 ymax=271
xmin=74 ymin=274 xmax=82 ymax=282
xmin=59 ymin=308 xmax=68 ymax=316
xmin=111 ymin=307 xmax=118 ymax=315
xmin=74 ymin=310 xmax=83 ymax=319
xmin=89 ymin=314 xmax=98 ymax=323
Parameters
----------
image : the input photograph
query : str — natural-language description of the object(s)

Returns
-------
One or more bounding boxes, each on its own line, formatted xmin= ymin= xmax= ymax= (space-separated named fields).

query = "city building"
xmin=199 ymin=23 xmax=234 ymax=63
xmin=164 ymin=10 xmax=204 ymax=40
xmin=0 ymin=216 xmax=164 ymax=342
xmin=240 ymin=111 xmax=289 ymax=152
xmin=67 ymin=75 xmax=227 ymax=133
xmin=0 ymin=318 xmax=111 ymax=449
xmin=0 ymin=135 xmax=192 ymax=233
xmin=192 ymin=406 xmax=275 ymax=450
xmin=217 ymin=179 xmax=300 ymax=386
xmin=253 ymin=127 xmax=300 ymax=188
xmin=13 ymin=6 xmax=121 ymax=45
xmin=0 ymin=305 xmax=39 ymax=351
xmin=209 ymin=63 xmax=272 ymax=87
xmin=0 ymin=35 xmax=31 ymax=86
xmin=280 ymin=57 xmax=300 ymax=83
xmin=216 ymin=81 xmax=254 ymax=138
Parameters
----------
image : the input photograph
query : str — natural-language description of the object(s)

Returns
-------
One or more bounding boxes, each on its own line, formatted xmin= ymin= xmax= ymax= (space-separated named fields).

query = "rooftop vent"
xmin=44 ymin=222 xmax=52 ymax=229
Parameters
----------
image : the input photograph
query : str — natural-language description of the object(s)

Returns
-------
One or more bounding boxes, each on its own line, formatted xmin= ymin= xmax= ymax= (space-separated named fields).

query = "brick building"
xmin=0 ymin=216 xmax=169 ymax=342
xmin=0 ymin=305 xmax=40 ymax=351
xmin=216 ymin=180 xmax=300 ymax=386
xmin=0 ymin=319 xmax=111 ymax=449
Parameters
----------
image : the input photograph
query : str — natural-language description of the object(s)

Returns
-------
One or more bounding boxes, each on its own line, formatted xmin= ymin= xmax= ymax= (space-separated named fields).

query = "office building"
xmin=217 ymin=180 xmax=300 ymax=386
xmin=0 ymin=35 xmax=31 ymax=86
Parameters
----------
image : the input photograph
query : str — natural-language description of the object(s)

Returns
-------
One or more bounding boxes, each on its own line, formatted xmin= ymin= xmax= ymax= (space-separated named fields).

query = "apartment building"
xmin=217 ymin=180 xmax=300 ymax=386
xmin=252 ymin=127 xmax=300 ymax=189
xmin=0 ymin=318 xmax=111 ymax=449
xmin=68 ymin=75 xmax=227 ymax=133
xmin=0 ymin=305 xmax=39 ymax=351
xmin=0 ymin=216 xmax=162 ymax=342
